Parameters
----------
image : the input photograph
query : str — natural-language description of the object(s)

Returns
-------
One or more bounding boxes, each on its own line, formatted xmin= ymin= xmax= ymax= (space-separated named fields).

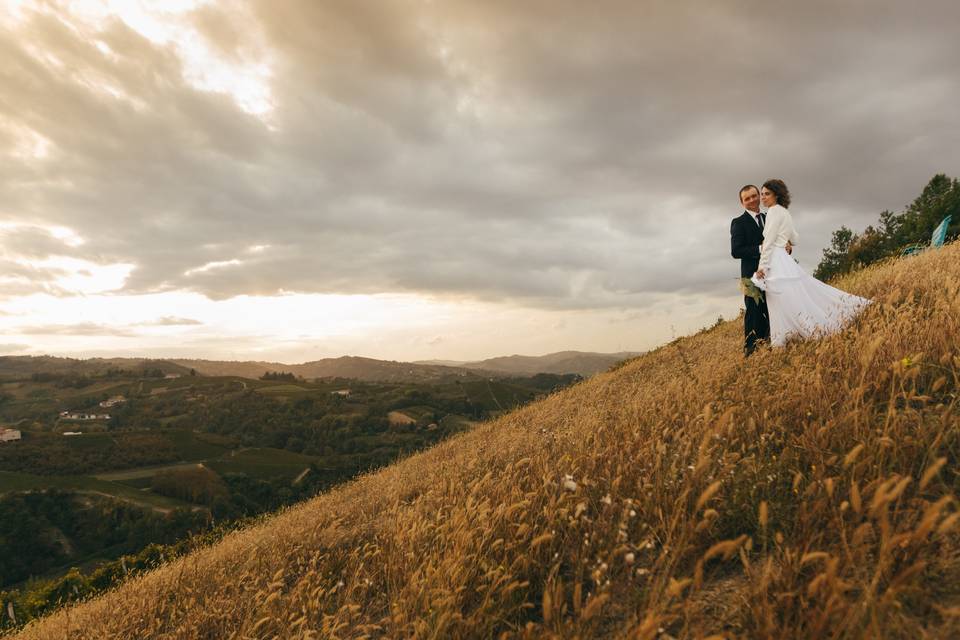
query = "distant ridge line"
xmin=0 ymin=350 xmax=641 ymax=382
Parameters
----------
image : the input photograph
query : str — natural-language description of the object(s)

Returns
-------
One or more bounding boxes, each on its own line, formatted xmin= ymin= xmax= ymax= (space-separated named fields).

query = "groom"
xmin=731 ymin=184 xmax=788 ymax=356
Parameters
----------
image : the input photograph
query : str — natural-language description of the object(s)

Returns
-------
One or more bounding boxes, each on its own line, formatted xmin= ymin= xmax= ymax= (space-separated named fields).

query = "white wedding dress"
xmin=751 ymin=204 xmax=872 ymax=347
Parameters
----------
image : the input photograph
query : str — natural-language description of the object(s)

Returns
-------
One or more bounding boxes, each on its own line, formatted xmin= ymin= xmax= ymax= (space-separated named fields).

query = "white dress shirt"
xmin=758 ymin=204 xmax=799 ymax=273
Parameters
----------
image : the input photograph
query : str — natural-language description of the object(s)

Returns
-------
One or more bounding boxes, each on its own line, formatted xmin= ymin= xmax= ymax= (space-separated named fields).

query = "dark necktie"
xmin=756 ymin=214 xmax=764 ymax=231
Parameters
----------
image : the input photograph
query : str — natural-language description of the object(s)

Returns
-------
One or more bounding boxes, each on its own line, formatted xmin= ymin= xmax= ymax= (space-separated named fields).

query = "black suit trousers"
xmin=744 ymin=295 xmax=770 ymax=355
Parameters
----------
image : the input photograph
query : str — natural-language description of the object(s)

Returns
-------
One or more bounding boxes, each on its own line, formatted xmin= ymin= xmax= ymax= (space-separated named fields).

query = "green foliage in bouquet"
xmin=739 ymin=277 xmax=765 ymax=306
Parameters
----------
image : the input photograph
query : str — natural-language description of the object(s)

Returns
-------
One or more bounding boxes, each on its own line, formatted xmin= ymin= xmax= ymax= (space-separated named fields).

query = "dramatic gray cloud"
xmin=2 ymin=0 xmax=959 ymax=312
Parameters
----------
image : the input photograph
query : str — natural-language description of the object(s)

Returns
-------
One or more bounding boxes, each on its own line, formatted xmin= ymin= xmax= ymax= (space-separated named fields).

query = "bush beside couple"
xmin=731 ymin=179 xmax=872 ymax=357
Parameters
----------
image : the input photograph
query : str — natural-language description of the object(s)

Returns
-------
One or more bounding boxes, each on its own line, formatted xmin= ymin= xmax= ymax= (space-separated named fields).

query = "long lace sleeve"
xmin=758 ymin=206 xmax=784 ymax=273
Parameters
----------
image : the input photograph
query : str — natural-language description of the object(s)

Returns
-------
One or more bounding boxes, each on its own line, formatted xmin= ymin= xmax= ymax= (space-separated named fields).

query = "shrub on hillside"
xmin=151 ymin=466 xmax=229 ymax=506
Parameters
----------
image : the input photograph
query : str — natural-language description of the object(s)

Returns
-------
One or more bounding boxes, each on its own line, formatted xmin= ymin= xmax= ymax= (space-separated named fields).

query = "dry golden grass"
xmin=8 ymin=243 xmax=960 ymax=639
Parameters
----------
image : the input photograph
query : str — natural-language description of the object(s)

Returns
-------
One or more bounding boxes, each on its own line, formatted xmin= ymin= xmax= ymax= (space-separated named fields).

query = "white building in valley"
xmin=60 ymin=412 xmax=110 ymax=421
xmin=99 ymin=395 xmax=126 ymax=408
xmin=0 ymin=428 xmax=22 ymax=443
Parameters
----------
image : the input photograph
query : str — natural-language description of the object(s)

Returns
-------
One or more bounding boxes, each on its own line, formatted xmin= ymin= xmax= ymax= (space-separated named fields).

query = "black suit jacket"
xmin=731 ymin=211 xmax=764 ymax=278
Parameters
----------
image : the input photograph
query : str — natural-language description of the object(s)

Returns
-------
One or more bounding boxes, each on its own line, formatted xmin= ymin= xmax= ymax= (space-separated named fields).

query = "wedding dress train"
xmin=751 ymin=204 xmax=871 ymax=347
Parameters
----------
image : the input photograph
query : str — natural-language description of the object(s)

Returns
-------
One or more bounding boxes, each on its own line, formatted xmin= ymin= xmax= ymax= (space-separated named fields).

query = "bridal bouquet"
xmin=739 ymin=277 xmax=765 ymax=305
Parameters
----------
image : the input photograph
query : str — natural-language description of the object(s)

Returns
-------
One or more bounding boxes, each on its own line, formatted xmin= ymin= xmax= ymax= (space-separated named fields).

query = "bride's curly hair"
xmin=762 ymin=179 xmax=791 ymax=208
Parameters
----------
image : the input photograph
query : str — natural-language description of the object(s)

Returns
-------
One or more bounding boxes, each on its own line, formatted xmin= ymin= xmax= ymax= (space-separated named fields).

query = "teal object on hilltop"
xmin=901 ymin=214 xmax=953 ymax=256
xmin=932 ymin=214 xmax=952 ymax=247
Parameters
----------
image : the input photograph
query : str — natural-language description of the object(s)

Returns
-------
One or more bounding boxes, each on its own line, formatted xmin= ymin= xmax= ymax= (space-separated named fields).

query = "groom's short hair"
xmin=739 ymin=184 xmax=759 ymax=202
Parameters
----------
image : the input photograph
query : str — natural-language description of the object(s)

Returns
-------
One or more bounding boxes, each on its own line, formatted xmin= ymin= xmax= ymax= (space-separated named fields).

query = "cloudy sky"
xmin=1 ymin=0 xmax=958 ymax=363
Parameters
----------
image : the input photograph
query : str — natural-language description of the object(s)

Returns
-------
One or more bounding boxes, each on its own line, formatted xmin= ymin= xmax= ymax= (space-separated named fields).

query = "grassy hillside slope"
xmin=9 ymin=243 xmax=960 ymax=639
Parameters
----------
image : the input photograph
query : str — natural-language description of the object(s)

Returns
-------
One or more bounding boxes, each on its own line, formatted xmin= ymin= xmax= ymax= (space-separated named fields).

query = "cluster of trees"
xmin=188 ymin=392 xmax=447 ymax=459
xmin=28 ymin=373 xmax=96 ymax=389
xmin=0 ymin=432 xmax=180 ymax=475
xmin=208 ymin=467 xmax=344 ymax=520
xmin=24 ymin=368 xmax=170 ymax=388
xmin=0 ymin=491 xmax=208 ymax=589
xmin=259 ymin=371 xmax=299 ymax=382
xmin=815 ymin=174 xmax=959 ymax=281
xmin=149 ymin=460 xmax=349 ymax=519
xmin=510 ymin=373 xmax=583 ymax=391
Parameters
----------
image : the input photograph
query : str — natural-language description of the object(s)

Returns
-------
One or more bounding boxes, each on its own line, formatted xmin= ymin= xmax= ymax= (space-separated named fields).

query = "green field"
xmin=395 ymin=405 xmax=436 ymax=420
xmin=162 ymin=429 xmax=234 ymax=460
xmin=254 ymin=384 xmax=310 ymax=394
xmin=92 ymin=462 xmax=207 ymax=482
xmin=205 ymin=448 xmax=317 ymax=480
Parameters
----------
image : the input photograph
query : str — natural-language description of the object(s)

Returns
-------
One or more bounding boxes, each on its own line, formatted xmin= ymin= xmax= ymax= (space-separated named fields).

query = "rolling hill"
xmin=0 ymin=357 xmax=192 ymax=378
xmin=8 ymin=242 xmax=960 ymax=638
xmin=169 ymin=356 xmax=499 ymax=383
xmin=176 ymin=353 xmax=635 ymax=381
xmin=420 ymin=350 xmax=643 ymax=376
xmin=1 ymin=351 xmax=636 ymax=384
xmin=0 ymin=355 xmax=503 ymax=384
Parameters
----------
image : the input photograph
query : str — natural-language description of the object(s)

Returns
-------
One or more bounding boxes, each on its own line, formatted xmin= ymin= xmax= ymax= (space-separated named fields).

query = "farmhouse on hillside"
xmin=0 ymin=427 xmax=22 ymax=443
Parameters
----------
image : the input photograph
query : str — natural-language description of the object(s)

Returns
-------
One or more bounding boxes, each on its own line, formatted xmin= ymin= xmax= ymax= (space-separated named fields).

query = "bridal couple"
xmin=731 ymin=179 xmax=871 ymax=357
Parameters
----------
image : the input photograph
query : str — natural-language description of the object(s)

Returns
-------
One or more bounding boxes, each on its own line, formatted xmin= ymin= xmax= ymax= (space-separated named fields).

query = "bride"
xmin=751 ymin=179 xmax=872 ymax=348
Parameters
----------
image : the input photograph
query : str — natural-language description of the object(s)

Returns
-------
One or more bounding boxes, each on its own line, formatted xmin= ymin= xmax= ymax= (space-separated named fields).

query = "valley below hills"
xmin=6 ymin=242 xmax=958 ymax=637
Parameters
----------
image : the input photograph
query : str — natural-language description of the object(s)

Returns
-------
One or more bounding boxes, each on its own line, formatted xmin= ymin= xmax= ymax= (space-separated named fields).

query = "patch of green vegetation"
xmin=439 ymin=414 xmax=474 ymax=430
xmin=162 ymin=429 xmax=234 ymax=460
xmin=460 ymin=379 xmax=536 ymax=412
xmin=205 ymin=448 xmax=317 ymax=480
xmin=254 ymin=384 xmax=310 ymax=394
xmin=394 ymin=405 xmax=435 ymax=420
xmin=57 ymin=432 xmax=117 ymax=450
xmin=112 ymin=476 xmax=154 ymax=489
xmin=0 ymin=471 xmax=194 ymax=510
